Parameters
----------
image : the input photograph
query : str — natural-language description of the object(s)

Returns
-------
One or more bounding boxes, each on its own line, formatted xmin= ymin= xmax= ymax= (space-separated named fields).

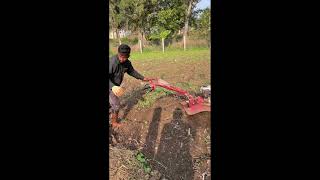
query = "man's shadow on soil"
xmin=142 ymin=107 xmax=162 ymax=159
xmin=142 ymin=107 xmax=196 ymax=180
xmin=119 ymin=86 xmax=148 ymax=119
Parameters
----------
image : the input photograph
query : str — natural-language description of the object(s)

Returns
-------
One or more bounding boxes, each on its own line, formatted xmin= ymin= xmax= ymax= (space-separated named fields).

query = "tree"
xmin=109 ymin=0 xmax=201 ymax=52
xmin=148 ymin=6 xmax=184 ymax=53
xmin=146 ymin=0 xmax=186 ymax=52
xmin=189 ymin=8 xmax=204 ymax=30
xmin=109 ymin=0 xmax=126 ymax=45
xmin=182 ymin=0 xmax=200 ymax=51
xmin=117 ymin=0 xmax=158 ymax=53
xmin=198 ymin=8 xmax=211 ymax=47
xmin=149 ymin=29 xmax=171 ymax=53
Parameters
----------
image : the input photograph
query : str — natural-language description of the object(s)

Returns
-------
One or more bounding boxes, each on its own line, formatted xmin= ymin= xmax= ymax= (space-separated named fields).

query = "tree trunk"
xmin=183 ymin=35 xmax=186 ymax=51
xmin=183 ymin=0 xmax=193 ymax=51
xmin=126 ymin=19 xmax=129 ymax=32
xmin=162 ymin=38 xmax=165 ymax=53
xmin=139 ymin=39 xmax=142 ymax=54
xmin=139 ymin=31 xmax=143 ymax=53
xmin=116 ymin=29 xmax=118 ymax=39
xmin=141 ymin=31 xmax=146 ymax=46
xmin=112 ymin=30 xmax=116 ymax=39
xmin=116 ymin=29 xmax=121 ymax=45
xmin=142 ymin=30 xmax=148 ymax=46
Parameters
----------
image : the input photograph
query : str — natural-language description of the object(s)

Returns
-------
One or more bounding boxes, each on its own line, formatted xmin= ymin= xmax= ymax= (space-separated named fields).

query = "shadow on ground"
xmin=143 ymin=107 xmax=196 ymax=180
xmin=120 ymin=86 xmax=149 ymax=120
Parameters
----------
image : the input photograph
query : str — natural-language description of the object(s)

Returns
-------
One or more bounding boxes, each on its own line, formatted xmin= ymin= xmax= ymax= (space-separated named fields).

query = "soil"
xmin=110 ymin=91 xmax=211 ymax=179
xmin=109 ymin=57 xmax=211 ymax=180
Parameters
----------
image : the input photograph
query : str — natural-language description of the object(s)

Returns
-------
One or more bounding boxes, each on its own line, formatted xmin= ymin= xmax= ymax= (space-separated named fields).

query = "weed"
xmin=137 ymin=87 xmax=173 ymax=109
xmin=136 ymin=152 xmax=152 ymax=173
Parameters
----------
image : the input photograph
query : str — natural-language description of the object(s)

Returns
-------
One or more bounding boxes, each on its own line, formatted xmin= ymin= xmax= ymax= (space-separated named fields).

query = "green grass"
xmin=109 ymin=47 xmax=210 ymax=62
xmin=137 ymin=87 xmax=173 ymax=109
xmin=129 ymin=48 xmax=210 ymax=62
xmin=175 ymin=82 xmax=199 ymax=93
xmin=136 ymin=152 xmax=152 ymax=174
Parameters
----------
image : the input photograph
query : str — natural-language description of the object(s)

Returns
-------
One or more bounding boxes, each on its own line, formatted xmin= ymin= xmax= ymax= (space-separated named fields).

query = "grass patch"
xmin=109 ymin=47 xmax=210 ymax=61
xmin=137 ymin=87 xmax=173 ymax=109
xmin=129 ymin=48 xmax=210 ymax=62
xmin=136 ymin=152 xmax=151 ymax=174
xmin=175 ymin=82 xmax=200 ymax=93
xmin=136 ymin=83 xmax=203 ymax=110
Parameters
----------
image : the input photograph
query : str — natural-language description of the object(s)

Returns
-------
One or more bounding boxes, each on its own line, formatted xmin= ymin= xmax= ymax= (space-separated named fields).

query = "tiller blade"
xmin=180 ymin=96 xmax=211 ymax=115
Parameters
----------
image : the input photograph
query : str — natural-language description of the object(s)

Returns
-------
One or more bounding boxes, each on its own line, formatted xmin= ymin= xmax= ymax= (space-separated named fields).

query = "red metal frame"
xmin=148 ymin=79 xmax=205 ymax=108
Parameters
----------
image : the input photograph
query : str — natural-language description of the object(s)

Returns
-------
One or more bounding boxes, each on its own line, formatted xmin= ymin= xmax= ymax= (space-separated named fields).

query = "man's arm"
xmin=126 ymin=62 xmax=145 ymax=80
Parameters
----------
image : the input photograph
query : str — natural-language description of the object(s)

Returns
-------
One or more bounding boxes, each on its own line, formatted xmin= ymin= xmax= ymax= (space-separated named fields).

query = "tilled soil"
xmin=110 ymin=93 xmax=211 ymax=180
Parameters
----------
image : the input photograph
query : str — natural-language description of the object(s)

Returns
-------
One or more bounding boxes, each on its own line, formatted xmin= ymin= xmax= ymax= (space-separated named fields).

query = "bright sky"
xmin=195 ymin=0 xmax=211 ymax=10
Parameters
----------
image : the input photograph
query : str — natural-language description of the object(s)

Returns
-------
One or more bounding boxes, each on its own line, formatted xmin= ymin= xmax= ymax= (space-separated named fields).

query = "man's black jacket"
xmin=109 ymin=55 xmax=144 ymax=90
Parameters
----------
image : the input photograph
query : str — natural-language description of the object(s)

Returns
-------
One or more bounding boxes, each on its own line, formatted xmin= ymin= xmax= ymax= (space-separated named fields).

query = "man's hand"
xmin=112 ymin=86 xmax=126 ymax=97
xmin=142 ymin=77 xmax=156 ymax=82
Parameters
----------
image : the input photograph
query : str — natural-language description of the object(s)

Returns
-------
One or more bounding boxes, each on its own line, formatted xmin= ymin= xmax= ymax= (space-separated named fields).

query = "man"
xmin=109 ymin=44 xmax=153 ymax=127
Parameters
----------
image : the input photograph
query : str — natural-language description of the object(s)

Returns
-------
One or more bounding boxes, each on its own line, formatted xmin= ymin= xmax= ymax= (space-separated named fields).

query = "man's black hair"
xmin=118 ymin=44 xmax=131 ymax=55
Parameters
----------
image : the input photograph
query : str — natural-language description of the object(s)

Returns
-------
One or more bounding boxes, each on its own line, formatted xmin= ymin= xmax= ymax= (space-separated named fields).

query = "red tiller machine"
xmin=147 ymin=79 xmax=211 ymax=115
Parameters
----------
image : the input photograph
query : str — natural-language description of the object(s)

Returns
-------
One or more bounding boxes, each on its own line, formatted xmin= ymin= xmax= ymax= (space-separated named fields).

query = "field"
xmin=109 ymin=48 xmax=212 ymax=180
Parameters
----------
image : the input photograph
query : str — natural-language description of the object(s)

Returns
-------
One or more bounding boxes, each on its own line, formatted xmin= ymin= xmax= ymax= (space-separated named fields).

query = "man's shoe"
xmin=110 ymin=113 xmax=122 ymax=127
